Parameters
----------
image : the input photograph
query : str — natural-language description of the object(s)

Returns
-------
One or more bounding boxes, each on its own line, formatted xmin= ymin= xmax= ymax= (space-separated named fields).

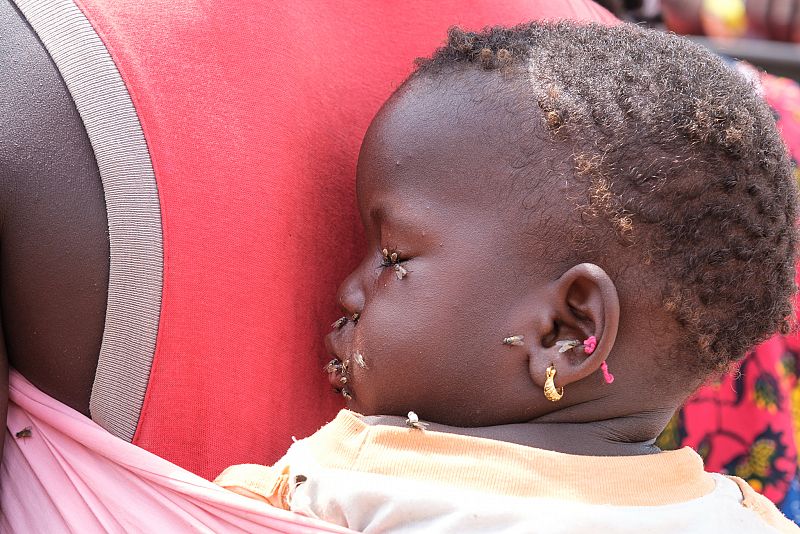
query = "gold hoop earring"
xmin=544 ymin=365 xmax=564 ymax=402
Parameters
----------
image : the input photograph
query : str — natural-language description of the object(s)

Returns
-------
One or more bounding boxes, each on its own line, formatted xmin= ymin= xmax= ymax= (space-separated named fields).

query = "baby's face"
xmin=325 ymin=71 xmax=564 ymax=426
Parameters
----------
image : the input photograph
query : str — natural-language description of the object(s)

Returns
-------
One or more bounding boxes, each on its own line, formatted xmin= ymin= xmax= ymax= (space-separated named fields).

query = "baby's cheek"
xmin=352 ymin=262 xmax=510 ymax=413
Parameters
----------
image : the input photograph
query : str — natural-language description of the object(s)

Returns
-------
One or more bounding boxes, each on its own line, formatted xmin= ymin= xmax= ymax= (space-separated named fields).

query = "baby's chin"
xmin=343 ymin=395 xmax=384 ymax=418
xmin=342 ymin=393 xmax=394 ymax=418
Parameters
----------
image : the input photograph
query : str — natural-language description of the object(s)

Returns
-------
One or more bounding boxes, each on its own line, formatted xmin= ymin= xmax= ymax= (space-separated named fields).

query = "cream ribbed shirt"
xmin=216 ymin=410 xmax=798 ymax=533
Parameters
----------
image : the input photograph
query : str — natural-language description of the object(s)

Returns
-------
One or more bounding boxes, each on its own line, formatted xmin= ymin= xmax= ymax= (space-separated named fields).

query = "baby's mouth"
xmin=325 ymin=357 xmax=352 ymax=399
xmin=325 ymin=323 xmax=362 ymax=401
xmin=325 ymin=357 xmax=345 ymax=385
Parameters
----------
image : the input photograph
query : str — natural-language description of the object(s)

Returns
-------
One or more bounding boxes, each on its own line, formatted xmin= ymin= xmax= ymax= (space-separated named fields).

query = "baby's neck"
xmin=359 ymin=414 xmax=666 ymax=456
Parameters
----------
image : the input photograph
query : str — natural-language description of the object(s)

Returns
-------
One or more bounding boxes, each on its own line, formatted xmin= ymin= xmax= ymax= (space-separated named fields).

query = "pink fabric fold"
xmin=1 ymin=369 xmax=352 ymax=533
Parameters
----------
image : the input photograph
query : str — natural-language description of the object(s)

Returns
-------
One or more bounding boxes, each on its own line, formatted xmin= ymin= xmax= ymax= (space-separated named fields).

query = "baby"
xmin=216 ymin=22 xmax=800 ymax=533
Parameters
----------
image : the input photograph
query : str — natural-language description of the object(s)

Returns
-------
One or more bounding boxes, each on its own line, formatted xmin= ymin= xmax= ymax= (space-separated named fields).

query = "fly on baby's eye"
xmin=380 ymin=248 xmax=409 ymax=280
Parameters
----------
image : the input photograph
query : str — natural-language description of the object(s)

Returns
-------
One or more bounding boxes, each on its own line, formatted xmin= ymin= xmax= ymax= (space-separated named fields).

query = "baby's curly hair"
xmin=415 ymin=22 xmax=798 ymax=375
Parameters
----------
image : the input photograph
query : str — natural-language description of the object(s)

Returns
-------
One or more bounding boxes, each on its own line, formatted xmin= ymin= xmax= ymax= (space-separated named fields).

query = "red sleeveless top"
xmin=26 ymin=0 xmax=615 ymax=478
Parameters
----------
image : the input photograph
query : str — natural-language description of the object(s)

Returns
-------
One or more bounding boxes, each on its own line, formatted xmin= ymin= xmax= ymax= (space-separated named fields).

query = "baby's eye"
xmin=379 ymin=248 xmax=409 ymax=280
xmin=380 ymin=248 xmax=402 ymax=267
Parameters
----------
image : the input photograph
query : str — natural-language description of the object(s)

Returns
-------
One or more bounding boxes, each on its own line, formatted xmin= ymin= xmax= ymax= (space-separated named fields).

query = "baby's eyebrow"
xmin=369 ymin=204 xmax=425 ymax=235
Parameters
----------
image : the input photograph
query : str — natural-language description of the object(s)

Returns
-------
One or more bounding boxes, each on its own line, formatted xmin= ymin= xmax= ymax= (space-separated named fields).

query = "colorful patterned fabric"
xmin=657 ymin=64 xmax=800 ymax=522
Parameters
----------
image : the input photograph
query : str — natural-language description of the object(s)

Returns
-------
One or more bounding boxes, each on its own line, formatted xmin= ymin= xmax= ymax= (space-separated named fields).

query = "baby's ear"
xmin=528 ymin=263 xmax=620 ymax=388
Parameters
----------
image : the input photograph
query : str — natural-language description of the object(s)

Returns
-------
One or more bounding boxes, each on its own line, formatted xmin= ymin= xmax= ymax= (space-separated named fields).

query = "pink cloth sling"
xmin=1 ymin=369 xmax=352 ymax=533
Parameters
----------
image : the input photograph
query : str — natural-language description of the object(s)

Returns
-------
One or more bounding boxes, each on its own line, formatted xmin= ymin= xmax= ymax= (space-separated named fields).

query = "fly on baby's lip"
xmin=324 ymin=331 xmax=358 ymax=395
xmin=324 ymin=356 xmax=346 ymax=388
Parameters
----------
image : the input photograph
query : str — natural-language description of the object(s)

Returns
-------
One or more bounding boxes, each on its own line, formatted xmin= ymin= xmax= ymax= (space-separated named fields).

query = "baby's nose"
xmin=337 ymin=270 xmax=365 ymax=317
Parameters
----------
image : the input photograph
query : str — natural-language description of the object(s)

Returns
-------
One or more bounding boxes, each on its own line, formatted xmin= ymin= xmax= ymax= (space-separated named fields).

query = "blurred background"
xmin=598 ymin=0 xmax=800 ymax=80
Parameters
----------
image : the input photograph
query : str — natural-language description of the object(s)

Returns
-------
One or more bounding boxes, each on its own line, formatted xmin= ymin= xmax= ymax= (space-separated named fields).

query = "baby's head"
xmin=326 ymin=22 xmax=797 ymax=431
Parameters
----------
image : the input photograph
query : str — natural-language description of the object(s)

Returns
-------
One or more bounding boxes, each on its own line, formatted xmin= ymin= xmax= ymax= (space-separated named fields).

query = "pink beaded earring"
xmin=600 ymin=361 xmax=614 ymax=384
xmin=582 ymin=336 xmax=614 ymax=384
xmin=556 ymin=335 xmax=614 ymax=384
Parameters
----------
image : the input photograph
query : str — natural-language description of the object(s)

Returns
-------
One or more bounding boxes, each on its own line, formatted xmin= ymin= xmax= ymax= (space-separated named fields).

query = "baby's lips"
xmin=326 ymin=360 xmax=345 ymax=389
xmin=324 ymin=326 xmax=355 ymax=364
xmin=323 ymin=338 xmax=347 ymax=387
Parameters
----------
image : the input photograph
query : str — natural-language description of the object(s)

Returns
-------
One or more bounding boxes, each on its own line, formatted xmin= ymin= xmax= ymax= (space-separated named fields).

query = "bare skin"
xmin=0 ymin=0 xmax=109 ymax=462
xmin=325 ymin=69 xmax=689 ymax=457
